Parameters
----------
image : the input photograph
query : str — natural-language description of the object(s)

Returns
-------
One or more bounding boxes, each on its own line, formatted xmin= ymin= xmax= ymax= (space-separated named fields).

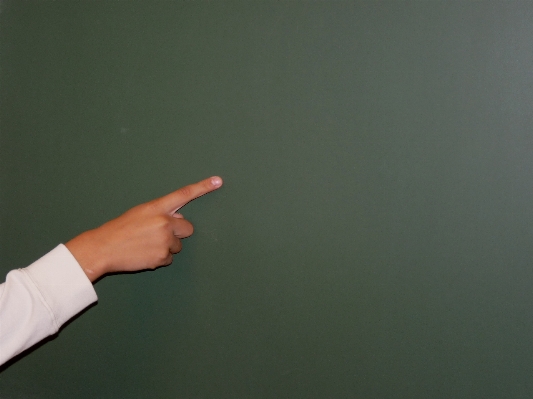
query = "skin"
xmin=65 ymin=176 xmax=223 ymax=283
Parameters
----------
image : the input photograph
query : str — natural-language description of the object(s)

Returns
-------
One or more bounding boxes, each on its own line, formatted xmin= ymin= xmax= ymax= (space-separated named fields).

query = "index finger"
xmin=155 ymin=176 xmax=223 ymax=214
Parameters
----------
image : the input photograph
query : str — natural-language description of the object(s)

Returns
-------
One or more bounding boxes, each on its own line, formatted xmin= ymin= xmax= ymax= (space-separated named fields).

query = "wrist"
xmin=65 ymin=229 xmax=109 ymax=283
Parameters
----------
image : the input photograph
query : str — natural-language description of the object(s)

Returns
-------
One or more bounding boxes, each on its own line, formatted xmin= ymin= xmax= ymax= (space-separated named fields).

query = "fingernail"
xmin=211 ymin=176 xmax=222 ymax=187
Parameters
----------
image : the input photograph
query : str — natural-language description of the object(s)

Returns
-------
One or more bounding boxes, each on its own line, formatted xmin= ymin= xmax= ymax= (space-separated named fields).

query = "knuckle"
xmin=143 ymin=200 xmax=160 ymax=214
xmin=178 ymin=185 xmax=193 ymax=199
xmin=156 ymin=248 xmax=170 ymax=263
xmin=154 ymin=216 xmax=172 ymax=236
xmin=156 ymin=215 xmax=171 ymax=227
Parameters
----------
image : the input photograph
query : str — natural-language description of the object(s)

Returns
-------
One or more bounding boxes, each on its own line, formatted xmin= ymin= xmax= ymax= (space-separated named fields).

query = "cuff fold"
xmin=25 ymin=244 xmax=98 ymax=328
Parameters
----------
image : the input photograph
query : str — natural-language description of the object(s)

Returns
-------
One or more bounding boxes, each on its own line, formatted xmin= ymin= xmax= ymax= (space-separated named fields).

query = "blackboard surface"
xmin=2 ymin=2 xmax=533 ymax=398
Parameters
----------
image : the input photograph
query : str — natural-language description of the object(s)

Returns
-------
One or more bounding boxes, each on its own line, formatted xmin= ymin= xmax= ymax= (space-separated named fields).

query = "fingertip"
xmin=210 ymin=176 xmax=223 ymax=188
xmin=173 ymin=213 xmax=184 ymax=219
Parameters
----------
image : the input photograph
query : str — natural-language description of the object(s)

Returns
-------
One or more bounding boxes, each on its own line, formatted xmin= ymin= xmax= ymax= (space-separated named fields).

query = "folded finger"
xmin=169 ymin=237 xmax=182 ymax=254
xmin=170 ymin=217 xmax=194 ymax=238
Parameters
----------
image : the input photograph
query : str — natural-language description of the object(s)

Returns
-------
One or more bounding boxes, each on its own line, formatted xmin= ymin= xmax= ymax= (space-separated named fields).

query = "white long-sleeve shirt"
xmin=0 ymin=244 xmax=98 ymax=365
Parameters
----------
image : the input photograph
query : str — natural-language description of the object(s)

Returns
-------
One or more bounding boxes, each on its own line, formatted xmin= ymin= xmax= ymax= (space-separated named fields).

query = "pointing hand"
xmin=65 ymin=176 xmax=223 ymax=282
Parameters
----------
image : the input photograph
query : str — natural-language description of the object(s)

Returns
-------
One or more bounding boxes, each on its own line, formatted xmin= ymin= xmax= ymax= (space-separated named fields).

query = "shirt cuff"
xmin=23 ymin=244 xmax=98 ymax=329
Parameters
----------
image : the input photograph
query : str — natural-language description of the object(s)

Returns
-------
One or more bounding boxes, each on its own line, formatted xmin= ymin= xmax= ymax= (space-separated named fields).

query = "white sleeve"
xmin=0 ymin=244 xmax=98 ymax=365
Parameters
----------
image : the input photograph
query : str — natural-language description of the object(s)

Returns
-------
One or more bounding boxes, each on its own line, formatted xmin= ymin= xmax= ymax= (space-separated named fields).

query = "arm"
xmin=0 ymin=176 xmax=223 ymax=366
xmin=0 ymin=245 xmax=97 ymax=365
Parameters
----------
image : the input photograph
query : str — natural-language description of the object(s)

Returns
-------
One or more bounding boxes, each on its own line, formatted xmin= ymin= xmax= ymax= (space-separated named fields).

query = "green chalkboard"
xmin=2 ymin=1 xmax=533 ymax=398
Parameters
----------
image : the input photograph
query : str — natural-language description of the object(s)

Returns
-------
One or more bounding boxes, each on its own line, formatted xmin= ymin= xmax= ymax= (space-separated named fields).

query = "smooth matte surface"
xmin=2 ymin=2 xmax=533 ymax=398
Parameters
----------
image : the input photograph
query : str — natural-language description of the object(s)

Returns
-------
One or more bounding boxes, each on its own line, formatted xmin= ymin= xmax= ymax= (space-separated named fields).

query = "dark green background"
xmin=2 ymin=1 xmax=533 ymax=398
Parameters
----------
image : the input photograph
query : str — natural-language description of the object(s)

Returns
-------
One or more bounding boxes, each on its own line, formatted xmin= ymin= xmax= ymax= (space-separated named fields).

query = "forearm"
xmin=0 ymin=245 xmax=97 ymax=365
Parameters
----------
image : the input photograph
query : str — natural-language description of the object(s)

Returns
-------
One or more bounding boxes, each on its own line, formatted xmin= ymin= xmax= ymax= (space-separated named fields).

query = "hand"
xmin=65 ymin=176 xmax=223 ymax=282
